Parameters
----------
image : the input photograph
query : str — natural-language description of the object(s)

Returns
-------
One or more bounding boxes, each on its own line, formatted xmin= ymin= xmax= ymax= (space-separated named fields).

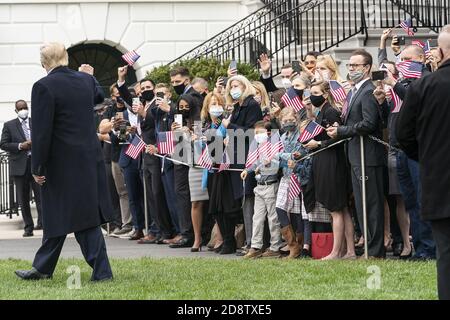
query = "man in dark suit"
xmin=396 ymin=25 xmax=450 ymax=300
xmin=0 ymin=100 xmax=43 ymax=236
xmin=15 ymin=43 xmax=113 ymax=281
xmin=327 ymin=49 xmax=387 ymax=258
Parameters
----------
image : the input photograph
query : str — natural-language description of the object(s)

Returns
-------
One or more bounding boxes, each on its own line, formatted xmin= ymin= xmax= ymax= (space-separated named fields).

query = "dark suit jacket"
xmin=30 ymin=66 xmax=112 ymax=238
xmin=337 ymin=79 xmax=386 ymax=167
xmin=396 ymin=59 xmax=450 ymax=220
xmin=0 ymin=118 xmax=32 ymax=176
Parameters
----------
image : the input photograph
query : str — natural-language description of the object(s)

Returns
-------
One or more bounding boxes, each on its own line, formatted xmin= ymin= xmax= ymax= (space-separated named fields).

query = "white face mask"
xmin=281 ymin=78 xmax=292 ymax=88
xmin=209 ymin=105 xmax=224 ymax=118
xmin=254 ymin=132 xmax=268 ymax=144
xmin=17 ymin=109 xmax=29 ymax=119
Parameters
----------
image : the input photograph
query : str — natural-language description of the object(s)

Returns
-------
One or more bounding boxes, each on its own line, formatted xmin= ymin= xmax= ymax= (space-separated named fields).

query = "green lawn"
xmin=0 ymin=258 xmax=437 ymax=300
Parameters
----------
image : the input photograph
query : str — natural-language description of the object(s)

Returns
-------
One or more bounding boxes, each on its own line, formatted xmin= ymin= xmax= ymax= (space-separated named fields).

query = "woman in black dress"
xmin=303 ymin=81 xmax=355 ymax=260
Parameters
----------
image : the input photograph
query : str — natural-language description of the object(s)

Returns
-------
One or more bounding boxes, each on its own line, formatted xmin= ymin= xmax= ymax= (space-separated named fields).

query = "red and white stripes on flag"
xmin=218 ymin=150 xmax=231 ymax=172
xmin=281 ymin=87 xmax=305 ymax=112
xmin=396 ymin=60 xmax=423 ymax=79
xmin=266 ymin=132 xmax=284 ymax=160
xmin=298 ymin=121 xmax=325 ymax=143
xmin=390 ymin=88 xmax=403 ymax=113
xmin=399 ymin=18 xmax=414 ymax=36
xmin=125 ymin=135 xmax=146 ymax=159
xmin=412 ymin=40 xmax=425 ymax=48
xmin=122 ymin=50 xmax=140 ymax=66
xmin=157 ymin=131 xmax=175 ymax=155
xmin=329 ymin=80 xmax=347 ymax=103
xmin=245 ymin=140 xmax=261 ymax=169
xmin=288 ymin=174 xmax=302 ymax=202
xmin=197 ymin=146 xmax=213 ymax=170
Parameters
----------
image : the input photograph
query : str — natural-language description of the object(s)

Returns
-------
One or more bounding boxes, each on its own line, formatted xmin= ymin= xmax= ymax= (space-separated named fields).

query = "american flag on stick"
xmin=424 ymin=41 xmax=432 ymax=58
xmin=329 ymin=80 xmax=347 ymax=103
xmin=288 ymin=174 xmax=302 ymax=202
xmin=281 ymin=87 xmax=305 ymax=112
xmin=218 ymin=150 xmax=231 ymax=172
xmin=396 ymin=60 xmax=422 ymax=79
xmin=412 ymin=40 xmax=425 ymax=48
xmin=122 ymin=50 xmax=140 ymax=66
xmin=266 ymin=131 xmax=283 ymax=160
xmin=245 ymin=140 xmax=260 ymax=169
xmin=390 ymin=88 xmax=403 ymax=113
xmin=298 ymin=121 xmax=325 ymax=143
xmin=197 ymin=146 xmax=213 ymax=170
xmin=125 ymin=135 xmax=146 ymax=159
xmin=399 ymin=18 xmax=415 ymax=36
xmin=157 ymin=131 xmax=175 ymax=155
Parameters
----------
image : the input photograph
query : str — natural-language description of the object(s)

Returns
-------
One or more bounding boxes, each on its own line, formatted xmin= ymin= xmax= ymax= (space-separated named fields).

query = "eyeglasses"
xmin=304 ymin=61 xmax=315 ymax=65
xmin=346 ymin=63 xmax=368 ymax=69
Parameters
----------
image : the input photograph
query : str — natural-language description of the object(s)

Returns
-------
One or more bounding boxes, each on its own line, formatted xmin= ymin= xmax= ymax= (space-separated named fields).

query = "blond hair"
xmin=225 ymin=75 xmax=256 ymax=105
xmin=201 ymin=92 xmax=225 ymax=121
xmin=40 ymin=42 xmax=68 ymax=70
xmin=251 ymin=81 xmax=270 ymax=108
xmin=316 ymin=54 xmax=343 ymax=82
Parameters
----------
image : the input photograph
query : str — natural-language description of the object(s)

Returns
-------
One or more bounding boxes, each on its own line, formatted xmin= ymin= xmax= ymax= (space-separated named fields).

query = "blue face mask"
xmin=230 ymin=88 xmax=242 ymax=100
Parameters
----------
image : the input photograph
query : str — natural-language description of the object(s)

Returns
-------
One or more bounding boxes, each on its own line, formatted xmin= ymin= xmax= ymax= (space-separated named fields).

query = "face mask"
xmin=348 ymin=70 xmax=366 ymax=83
xmin=254 ymin=133 xmax=268 ymax=144
xmin=281 ymin=78 xmax=292 ymax=88
xmin=310 ymin=94 xmax=326 ymax=108
xmin=282 ymin=121 xmax=297 ymax=132
xmin=141 ymin=90 xmax=155 ymax=102
xmin=17 ymin=109 xmax=29 ymax=119
xmin=230 ymin=88 xmax=242 ymax=100
xmin=209 ymin=105 xmax=224 ymax=118
xmin=201 ymin=92 xmax=207 ymax=98
xmin=293 ymin=89 xmax=304 ymax=97
xmin=174 ymin=82 xmax=187 ymax=95
xmin=180 ymin=109 xmax=190 ymax=118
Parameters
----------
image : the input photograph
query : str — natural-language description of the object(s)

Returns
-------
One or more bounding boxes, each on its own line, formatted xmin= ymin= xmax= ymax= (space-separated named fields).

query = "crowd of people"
xmin=1 ymin=28 xmax=444 ymax=264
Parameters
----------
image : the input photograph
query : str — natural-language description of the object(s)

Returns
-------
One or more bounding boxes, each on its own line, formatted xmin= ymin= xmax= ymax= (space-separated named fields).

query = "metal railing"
xmin=169 ymin=0 xmax=449 ymax=76
xmin=0 ymin=152 xmax=19 ymax=218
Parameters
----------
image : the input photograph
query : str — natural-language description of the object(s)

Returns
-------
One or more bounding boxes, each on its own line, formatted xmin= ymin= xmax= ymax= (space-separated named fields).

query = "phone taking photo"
xmin=292 ymin=60 xmax=302 ymax=74
xmin=174 ymin=114 xmax=183 ymax=127
xmin=428 ymin=39 xmax=438 ymax=48
xmin=371 ymin=70 xmax=387 ymax=81
xmin=229 ymin=60 xmax=237 ymax=72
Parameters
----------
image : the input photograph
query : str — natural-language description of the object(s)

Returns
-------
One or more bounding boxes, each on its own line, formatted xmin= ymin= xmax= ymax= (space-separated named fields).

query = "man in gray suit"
xmin=327 ymin=49 xmax=387 ymax=258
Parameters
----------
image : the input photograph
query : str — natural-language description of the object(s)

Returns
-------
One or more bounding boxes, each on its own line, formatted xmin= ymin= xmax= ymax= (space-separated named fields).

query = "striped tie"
xmin=21 ymin=119 xmax=31 ymax=155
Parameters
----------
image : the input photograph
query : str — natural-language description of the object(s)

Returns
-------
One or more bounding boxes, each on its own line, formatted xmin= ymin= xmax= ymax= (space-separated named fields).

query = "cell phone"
xmin=156 ymin=92 xmax=165 ymax=99
xmin=292 ymin=60 xmax=302 ymax=74
xmin=115 ymin=111 xmax=124 ymax=119
xmin=303 ymin=89 xmax=311 ymax=99
xmin=229 ymin=60 xmax=237 ymax=72
xmin=132 ymin=97 xmax=140 ymax=105
xmin=220 ymin=76 xmax=229 ymax=86
xmin=428 ymin=39 xmax=438 ymax=48
xmin=397 ymin=36 xmax=406 ymax=45
xmin=372 ymin=70 xmax=386 ymax=81
xmin=174 ymin=114 xmax=183 ymax=127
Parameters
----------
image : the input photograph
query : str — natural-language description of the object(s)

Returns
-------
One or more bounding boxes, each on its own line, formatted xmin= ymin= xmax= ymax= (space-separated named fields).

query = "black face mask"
xmin=141 ymin=90 xmax=155 ymax=102
xmin=310 ymin=94 xmax=326 ymax=108
xmin=174 ymin=82 xmax=187 ymax=95
xmin=294 ymin=89 xmax=304 ymax=98
xmin=180 ymin=109 xmax=190 ymax=118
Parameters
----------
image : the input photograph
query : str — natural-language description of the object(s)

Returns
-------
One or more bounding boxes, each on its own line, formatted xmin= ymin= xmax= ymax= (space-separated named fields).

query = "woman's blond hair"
xmin=316 ymin=54 xmax=343 ymax=82
xmin=225 ymin=75 xmax=256 ymax=105
xmin=201 ymin=92 xmax=225 ymax=121
xmin=40 ymin=42 xmax=69 ymax=70
xmin=251 ymin=81 xmax=270 ymax=109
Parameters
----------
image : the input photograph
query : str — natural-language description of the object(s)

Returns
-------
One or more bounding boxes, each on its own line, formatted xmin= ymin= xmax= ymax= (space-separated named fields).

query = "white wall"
xmin=0 ymin=0 xmax=259 ymax=126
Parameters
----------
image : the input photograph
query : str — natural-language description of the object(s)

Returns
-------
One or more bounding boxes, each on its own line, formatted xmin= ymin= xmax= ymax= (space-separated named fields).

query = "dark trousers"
xmin=143 ymin=159 xmax=174 ymax=239
xmin=430 ymin=218 xmax=450 ymax=300
xmin=122 ymin=161 xmax=145 ymax=231
xmin=173 ymin=164 xmax=193 ymax=241
xmin=105 ymin=161 xmax=121 ymax=228
xmin=32 ymin=226 xmax=112 ymax=281
xmin=13 ymin=157 xmax=42 ymax=232
xmin=351 ymin=165 xmax=385 ymax=258
xmin=215 ymin=213 xmax=237 ymax=250
xmin=397 ymin=151 xmax=436 ymax=258
xmin=160 ymin=160 xmax=180 ymax=234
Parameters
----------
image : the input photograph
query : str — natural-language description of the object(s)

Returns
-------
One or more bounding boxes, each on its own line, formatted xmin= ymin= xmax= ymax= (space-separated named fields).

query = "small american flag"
xmin=218 ymin=150 xmax=231 ymax=172
xmin=266 ymin=131 xmax=283 ymax=160
xmin=329 ymin=80 xmax=347 ymax=103
xmin=412 ymin=40 xmax=425 ymax=48
xmin=298 ymin=121 xmax=324 ymax=143
xmin=245 ymin=140 xmax=260 ymax=169
xmin=341 ymin=90 xmax=353 ymax=120
xmin=390 ymin=88 xmax=403 ymax=113
xmin=197 ymin=146 xmax=213 ymax=170
xmin=122 ymin=50 xmax=140 ymax=66
xmin=424 ymin=41 xmax=432 ymax=58
xmin=288 ymin=174 xmax=302 ymax=202
xmin=396 ymin=60 xmax=422 ymax=79
xmin=125 ymin=135 xmax=146 ymax=159
xmin=157 ymin=131 xmax=174 ymax=155
xmin=281 ymin=87 xmax=305 ymax=112
xmin=399 ymin=18 xmax=414 ymax=36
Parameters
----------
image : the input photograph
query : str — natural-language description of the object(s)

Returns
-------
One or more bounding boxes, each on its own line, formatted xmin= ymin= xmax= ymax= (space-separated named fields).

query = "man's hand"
xmin=304 ymin=139 xmax=320 ymax=150
xmin=146 ymin=144 xmax=158 ymax=155
xmin=258 ymin=53 xmax=272 ymax=75
xmin=118 ymin=65 xmax=128 ymax=83
xmin=78 ymin=64 xmax=94 ymax=75
xmin=383 ymin=70 xmax=397 ymax=87
xmin=33 ymin=175 xmax=46 ymax=186
xmin=381 ymin=28 xmax=392 ymax=41
xmin=240 ymin=170 xmax=248 ymax=180
xmin=373 ymin=82 xmax=387 ymax=105
xmin=127 ymin=126 xmax=137 ymax=135
xmin=20 ymin=140 xmax=32 ymax=150
xmin=132 ymin=102 xmax=145 ymax=117
xmin=326 ymin=124 xmax=339 ymax=139
xmin=156 ymin=98 xmax=171 ymax=113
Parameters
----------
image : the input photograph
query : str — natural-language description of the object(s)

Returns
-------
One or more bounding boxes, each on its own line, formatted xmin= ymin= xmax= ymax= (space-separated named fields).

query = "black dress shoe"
xmin=219 ymin=246 xmax=236 ymax=255
xmin=15 ymin=268 xmax=51 ymax=280
xmin=393 ymin=243 xmax=403 ymax=257
xmin=23 ymin=231 xmax=33 ymax=237
xmin=34 ymin=225 xmax=43 ymax=231
xmin=169 ymin=238 xmax=192 ymax=248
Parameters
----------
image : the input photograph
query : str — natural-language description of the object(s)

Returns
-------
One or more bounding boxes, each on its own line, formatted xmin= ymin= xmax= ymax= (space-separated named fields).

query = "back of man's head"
xmin=40 ymin=42 xmax=68 ymax=71
xmin=438 ymin=24 xmax=450 ymax=61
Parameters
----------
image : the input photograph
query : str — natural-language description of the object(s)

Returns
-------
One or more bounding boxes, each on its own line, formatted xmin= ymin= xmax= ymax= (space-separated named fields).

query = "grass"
xmin=0 ymin=258 xmax=437 ymax=300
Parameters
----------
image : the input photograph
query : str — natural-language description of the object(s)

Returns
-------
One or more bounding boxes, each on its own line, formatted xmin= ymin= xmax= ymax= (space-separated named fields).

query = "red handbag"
xmin=311 ymin=233 xmax=334 ymax=259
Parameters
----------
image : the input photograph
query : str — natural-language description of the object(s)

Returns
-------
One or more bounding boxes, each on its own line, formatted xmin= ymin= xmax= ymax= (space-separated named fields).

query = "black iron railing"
xmin=169 ymin=0 xmax=449 ymax=76
xmin=0 ymin=152 xmax=19 ymax=218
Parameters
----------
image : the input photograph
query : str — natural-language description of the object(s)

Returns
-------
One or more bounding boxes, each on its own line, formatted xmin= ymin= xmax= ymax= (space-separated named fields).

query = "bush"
xmin=144 ymin=58 xmax=260 ymax=93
